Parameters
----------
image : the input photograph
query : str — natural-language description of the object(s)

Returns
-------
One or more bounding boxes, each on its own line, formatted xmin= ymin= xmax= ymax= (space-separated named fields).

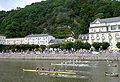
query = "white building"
xmin=65 ymin=37 xmax=75 ymax=42
xmin=49 ymin=39 xmax=65 ymax=45
xmin=24 ymin=34 xmax=55 ymax=45
xmin=6 ymin=38 xmax=24 ymax=45
xmin=0 ymin=35 xmax=6 ymax=44
xmin=89 ymin=17 xmax=120 ymax=50
xmin=79 ymin=34 xmax=89 ymax=43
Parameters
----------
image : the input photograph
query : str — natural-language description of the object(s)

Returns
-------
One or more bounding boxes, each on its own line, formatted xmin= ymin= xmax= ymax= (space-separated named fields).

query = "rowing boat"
xmin=105 ymin=72 xmax=119 ymax=77
xmin=23 ymin=69 xmax=77 ymax=75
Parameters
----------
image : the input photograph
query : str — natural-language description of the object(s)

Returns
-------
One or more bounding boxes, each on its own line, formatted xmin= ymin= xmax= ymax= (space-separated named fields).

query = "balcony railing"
xmin=96 ymin=37 xmax=100 ymax=40
xmin=102 ymin=36 xmax=105 ymax=40
xmin=115 ymin=35 xmax=120 ymax=38
xmin=91 ymin=37 xmax=95 ymax=40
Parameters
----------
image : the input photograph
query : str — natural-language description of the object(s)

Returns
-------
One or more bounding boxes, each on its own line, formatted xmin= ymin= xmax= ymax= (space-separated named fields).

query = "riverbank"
xmin=0 ymin=53 xmax=120 ymax=61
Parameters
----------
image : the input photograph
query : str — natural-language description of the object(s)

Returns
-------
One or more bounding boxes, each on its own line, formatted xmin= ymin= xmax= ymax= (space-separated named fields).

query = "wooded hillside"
xmin=0 ymin=0 xmax=120 ymax=38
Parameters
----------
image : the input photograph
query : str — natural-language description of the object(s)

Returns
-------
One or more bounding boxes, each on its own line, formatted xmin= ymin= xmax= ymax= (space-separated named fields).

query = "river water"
xmin=0 ymin=59 xmax=120 ymax=82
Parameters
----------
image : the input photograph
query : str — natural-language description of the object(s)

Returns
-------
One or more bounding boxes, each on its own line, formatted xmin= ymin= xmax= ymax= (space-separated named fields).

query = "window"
xmin=111 ymin=25 xmax=116 ymax=30
xmin=91 ymin=28 xmax=94 ymax=32
xmin=97 ymin=34 xmax=99 ymax=37
xmin=99 ymin=29 xmax=101 ymax=32
xmin=102 ymin=34 xmax=105 ymax=39
xmin=109 ymin=39 xmax=112 ymax=45
xmin=115 ymin=33 xmax=119 ymax=36
xmin=109 ymin=33 xmax=111 ymax=36
xmin=91 ymin=35 xmax=94 ymax=39
xmin=94 ymin=30 xmax=96 ymax=32
xmin=102 ymin=28 xmax=104 ymax=30
xmin=118 ymin=25 xmax=120 ymax=30
xmin=116 ymin=39 xmax=120 ymax=42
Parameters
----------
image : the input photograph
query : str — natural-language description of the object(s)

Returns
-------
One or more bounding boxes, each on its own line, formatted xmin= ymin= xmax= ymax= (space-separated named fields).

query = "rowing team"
xmin=36 ymin=67 xmax=56 ymax=71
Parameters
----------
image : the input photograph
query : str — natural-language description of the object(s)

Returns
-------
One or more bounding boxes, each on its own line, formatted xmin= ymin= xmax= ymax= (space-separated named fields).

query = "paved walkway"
xmin=0 ymin=53 xmax=120 ymax=61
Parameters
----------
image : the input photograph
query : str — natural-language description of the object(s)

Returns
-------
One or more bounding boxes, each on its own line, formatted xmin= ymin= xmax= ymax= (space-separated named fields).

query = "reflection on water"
xmin=0 ymin=59 xmax=120 ymax=82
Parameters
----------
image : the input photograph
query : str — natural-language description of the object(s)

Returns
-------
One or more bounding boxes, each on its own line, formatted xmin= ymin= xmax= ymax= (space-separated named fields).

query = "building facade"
xmin=24 ymin=34 xmax=55 ymax=45
xmin=79 ymin=34 xmax=89 ymax=43
xmin=65 ymin=37 xmax=75 ymax=42
xmin=6 ymin=38 xmax=24 ymax=45
xmin=5 ymin=34 xmax=55 ymax=46
xmin=0 ymin=35 xmax=6 ymax=44
xmin=89 ymin=17 xmax=120 ymax=50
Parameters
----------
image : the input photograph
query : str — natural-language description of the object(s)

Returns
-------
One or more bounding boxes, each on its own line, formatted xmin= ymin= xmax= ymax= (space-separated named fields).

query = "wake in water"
xmin=51 ymin=63 xmax=96 ymax=67
xmin=37 ymin=70 xmax=89 ymax=79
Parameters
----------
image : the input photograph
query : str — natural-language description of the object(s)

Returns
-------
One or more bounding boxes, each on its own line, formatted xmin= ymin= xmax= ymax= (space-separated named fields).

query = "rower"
xmin=53 ymin=67 xmax=56 ymax=71
xmin=41 ymin=67 xmax=44 ymax=70
xmin=48 ymin=68 xmax=51 ymax=71
xmin=36 ymin=67 xmax=39 ymax=70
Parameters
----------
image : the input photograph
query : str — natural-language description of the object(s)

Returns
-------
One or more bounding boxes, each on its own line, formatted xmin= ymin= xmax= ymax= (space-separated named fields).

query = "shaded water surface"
xmin=0 ymin=59 xmax=120 ymax=82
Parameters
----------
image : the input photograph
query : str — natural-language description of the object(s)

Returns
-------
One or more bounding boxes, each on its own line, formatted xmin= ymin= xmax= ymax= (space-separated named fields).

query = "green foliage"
xmin=64 ymin=41 xmax=73 ymax=50
xmin=49 ymin=28 xmax=71 ymax=38
xmin=0 ymin=44 xmax=39 ymax=52
xmin=73 ymin=40 xmax=84 ymax=50
xmin=0 ymin=0 xmax=120 ymax=38
xmin=83 ymin=42 xmax=91 ymax=50
xmin=101 ymin=42 xmax=110 ymax=50
xmin=0 ymin=44 xmax=5 ymax=51
xmin=92 ymin=42 xmax=102 ymax=51
xmin=47 ymin=43 xmax=61 ymax=49
xmin=116 ymin=42 xmax=120 ymax=49
xmin=59 ymin=43 xmax=66 ymax=50
xmin=40 ymin=45 xmax=46 ymax=50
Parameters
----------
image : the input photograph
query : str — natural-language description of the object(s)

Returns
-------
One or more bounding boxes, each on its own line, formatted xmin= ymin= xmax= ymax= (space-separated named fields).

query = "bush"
xmin=92 ymin=42 xmax=102 ymax=51
xmin=116 ymin=42 xmax=120 ymax=49
xmin=101 ymin=42 xmax=110 ymax=50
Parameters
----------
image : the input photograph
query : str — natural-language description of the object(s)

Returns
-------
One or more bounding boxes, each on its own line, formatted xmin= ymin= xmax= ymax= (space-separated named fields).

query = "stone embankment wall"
xmin=0 ymin=53 xmax=120 ymax=61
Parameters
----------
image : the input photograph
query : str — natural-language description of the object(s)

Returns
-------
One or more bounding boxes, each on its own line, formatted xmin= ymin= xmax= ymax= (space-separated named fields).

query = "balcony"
xmin=108 ymin=36 xmax=112 ymax=39
xmin=96 ymin=37 xmax=100 ymax=40
xmin=116 ymin=35 xmax=120 ymax=38
xmin=102 ymin=36 xmax=105 ymax=40
xmin=91 ymin=37 xmax=95 ymax=40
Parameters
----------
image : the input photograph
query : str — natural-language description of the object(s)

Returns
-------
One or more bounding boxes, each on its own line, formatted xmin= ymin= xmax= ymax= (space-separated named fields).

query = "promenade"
xmin=0 ymin=52 xmax=120 ymax=61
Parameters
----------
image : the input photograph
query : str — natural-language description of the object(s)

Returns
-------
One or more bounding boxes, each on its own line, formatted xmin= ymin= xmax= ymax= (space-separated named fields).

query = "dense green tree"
xmin=64 ymin=41 xmax=73 ymax=50
xmin=101 ymin=42 xmax=110 ymax=50
xmin=59 ymin=43 xmax=66 ymax=50
xmin=92 ymin=42 xmax=102 ymax=51
xmin=73 ymin=40 xmax=84 ymax=50
xmin=47 ymin=43 xmax=61 ymax=49
xmin=0 ymin=0 xmax=120 ymax=38
xmin=0 ymin=44 xmax=4 ymax=52
xmin=83 ymin=42 xmax=91 ymax=50
xmin=40 ymin=45 xmax=46 ymax=50
xmin=116 ymin=42 xmax=120 ymax=49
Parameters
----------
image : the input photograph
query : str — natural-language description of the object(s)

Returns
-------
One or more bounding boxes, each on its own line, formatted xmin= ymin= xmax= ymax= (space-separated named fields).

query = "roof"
xmin=49 ymin=39 xmax=65 ymax=44
xmin=66 ymin=37 xmax=75 ymax=40
xmin=79 ymin=34 xmax=89 ymax=40
xmin=25 ymin=34 xmax=50 ymax=37
xmin=91 ymin=17 xmax=120 ymax=24
xmin=0 ymin=34 xmax=5 ymax=36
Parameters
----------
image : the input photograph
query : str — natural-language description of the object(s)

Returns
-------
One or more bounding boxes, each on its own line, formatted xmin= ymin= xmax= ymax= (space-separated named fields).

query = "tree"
xmin=92 ymin=42 xmax=102 ymax=51
xmin=40 ymin=45 xmax=46 ymax=51
xmin=116 ymin=42 xmax=120 ymax=49
xmin=47 ymin=43 xmax=61 ymax=49
xmin=64 ymin=41 xmax=73 ymax=50
xmin=83 ymin=42 xmax=91 ymax=50
xmin=0 ymin=44 xmax=4 ymax=52
xmin=59 ymin=43 xmax=66 ymax=50
xmin=73 ymin=40 xmax=84 ymax=50
xmin=101 ymin=42 xmax=110 ymax=50
xmin=0 ymin=0 xmax=120 ymax=38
